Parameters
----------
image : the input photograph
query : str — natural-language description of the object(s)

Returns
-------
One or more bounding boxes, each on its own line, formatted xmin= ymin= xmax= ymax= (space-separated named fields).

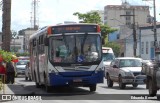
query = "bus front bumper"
xmin=48 ymin=71 xmax=104 ymax=86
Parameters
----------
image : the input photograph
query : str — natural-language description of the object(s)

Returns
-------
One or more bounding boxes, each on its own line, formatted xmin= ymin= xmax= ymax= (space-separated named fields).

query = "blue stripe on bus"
xmin=49 ymin=71 xmax=104 ymax=86
xmin=59 ymin=71 xmax=93 ymax=77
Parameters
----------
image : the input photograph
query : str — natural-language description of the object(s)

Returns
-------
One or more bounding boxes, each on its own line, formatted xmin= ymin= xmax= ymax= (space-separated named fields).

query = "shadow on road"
xmin=100 ymin=85 xmax=146 ymax=90
xmin=23 ymin=85 xmax=95 ymax=96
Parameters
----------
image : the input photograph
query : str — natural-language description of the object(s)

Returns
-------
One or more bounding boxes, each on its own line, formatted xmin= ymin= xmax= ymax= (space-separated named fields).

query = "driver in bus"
xmin=86 ymin=44 xmax=98 ymax=61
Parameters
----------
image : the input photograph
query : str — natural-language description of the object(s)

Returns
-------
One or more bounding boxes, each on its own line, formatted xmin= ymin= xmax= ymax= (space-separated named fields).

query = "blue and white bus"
xmin=29 ymin=23 xmax=104 ymax=92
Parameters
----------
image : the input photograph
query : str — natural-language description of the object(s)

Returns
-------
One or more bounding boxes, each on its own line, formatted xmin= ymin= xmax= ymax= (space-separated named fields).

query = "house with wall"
xmin=137 ymin=23 xmax=160 ymax=60
xmin=124 ymin=23 xmax=160 ymax=60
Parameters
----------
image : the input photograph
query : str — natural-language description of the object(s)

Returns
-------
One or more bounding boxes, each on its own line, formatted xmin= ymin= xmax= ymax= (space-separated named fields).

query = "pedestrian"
xmin=6 ymin=61 xmax=15 ymax=84
xmin=0 ymin=61 xmax=6 ymax=83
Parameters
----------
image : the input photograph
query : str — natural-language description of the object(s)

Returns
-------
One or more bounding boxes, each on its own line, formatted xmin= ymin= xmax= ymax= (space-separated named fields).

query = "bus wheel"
xmin=45 ymin=85 xmax=52 ymax=93
xmin=89 ymin=85 xmax=96 ymax=92
xmin=34 ymin=72 xmax=40 ymax=88
xmin=132 ymin=83 xmax=138 ymax=88
xmin=36 ymin=83 xmax=40 ymax=88
xmin=44 ymin=73 xmax=52 ymax=93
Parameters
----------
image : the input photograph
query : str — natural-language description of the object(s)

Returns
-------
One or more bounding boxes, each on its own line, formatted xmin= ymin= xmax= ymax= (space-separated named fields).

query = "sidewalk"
xmin=0 ymin=83 xmax=34 ymax=95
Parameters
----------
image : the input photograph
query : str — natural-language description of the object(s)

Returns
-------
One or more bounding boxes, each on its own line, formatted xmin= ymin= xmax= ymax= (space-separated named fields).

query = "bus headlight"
xmin=51 ymin=70 xmax=59 ymax=75
xmin=95 ymin=68 xmax=103 ymax=73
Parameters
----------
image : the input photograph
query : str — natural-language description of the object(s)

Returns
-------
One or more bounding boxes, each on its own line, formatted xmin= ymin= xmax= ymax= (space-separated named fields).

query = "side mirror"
xmin=44 ymin=38 xmax=49 ymax=46
xmin=113 ymin=65 xmax=117 ymax=68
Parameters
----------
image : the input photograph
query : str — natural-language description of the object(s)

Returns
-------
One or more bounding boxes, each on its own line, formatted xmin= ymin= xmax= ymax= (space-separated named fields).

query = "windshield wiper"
xmin=62 ymin=33 xmax=69 ymax=51
xmin=81 ymin=32 xmax=88 ymax=54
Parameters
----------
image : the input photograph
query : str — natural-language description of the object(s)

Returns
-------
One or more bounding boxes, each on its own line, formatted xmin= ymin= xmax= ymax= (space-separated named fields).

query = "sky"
xmin=0 ymin=0 xmax=160 ymax=32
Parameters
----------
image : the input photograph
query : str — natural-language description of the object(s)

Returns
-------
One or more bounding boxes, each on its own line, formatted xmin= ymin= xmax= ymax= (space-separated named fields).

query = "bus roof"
xmin=30 ymin=23 xmax=100 ymax=40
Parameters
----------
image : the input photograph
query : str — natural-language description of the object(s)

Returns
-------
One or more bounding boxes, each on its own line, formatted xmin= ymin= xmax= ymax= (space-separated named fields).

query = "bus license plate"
xmin=73 ymin=79 xmax=82 ymax=82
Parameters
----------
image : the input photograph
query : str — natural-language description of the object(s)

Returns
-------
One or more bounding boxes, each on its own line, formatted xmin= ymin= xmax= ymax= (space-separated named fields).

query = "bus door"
xmin=36 ymin=39 xmax=41 ymax=84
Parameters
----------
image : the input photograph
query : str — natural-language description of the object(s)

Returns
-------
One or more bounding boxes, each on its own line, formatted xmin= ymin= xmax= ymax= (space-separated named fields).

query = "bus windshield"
xmin=49 ymin=34 xmax=101 ymax=64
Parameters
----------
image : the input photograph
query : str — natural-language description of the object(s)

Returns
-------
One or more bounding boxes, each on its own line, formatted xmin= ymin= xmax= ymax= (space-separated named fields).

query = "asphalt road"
xmin=9 ymin=76 xmax=160 ymax=103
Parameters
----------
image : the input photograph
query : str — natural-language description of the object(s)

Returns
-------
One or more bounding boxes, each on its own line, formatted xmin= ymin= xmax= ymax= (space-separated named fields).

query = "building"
xmin=123 ymin=23 xmax=160 ymax=60
xmin=137 ymin=23 xmax=160 ymax=60
xmin=19 ymin=28 xmax=38 ymax=52
xmin=10 ymin=36 xmax=24 ymax=53
xmin=104 ymin=2 xmax=150 ymax=27
xmin=104 ymin=2 xmax=151 ymax=57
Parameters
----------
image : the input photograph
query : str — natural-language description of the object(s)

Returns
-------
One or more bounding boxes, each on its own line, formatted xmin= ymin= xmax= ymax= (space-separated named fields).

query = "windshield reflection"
xmin=102 ymin=53 xmax=115 ymax=61
xmin=49 ymin=34 xmax=101 ymax=64
xmin=119 ymin=59 xmax=142 ymax=67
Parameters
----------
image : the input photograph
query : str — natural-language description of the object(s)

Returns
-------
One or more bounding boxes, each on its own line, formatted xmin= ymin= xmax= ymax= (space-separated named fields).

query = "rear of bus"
xmin=47 ymin=24 xmax=104 ymax=91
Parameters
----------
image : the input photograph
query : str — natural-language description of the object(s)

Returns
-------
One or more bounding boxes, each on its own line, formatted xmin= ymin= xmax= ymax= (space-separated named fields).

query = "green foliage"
xmin=100 ymin=24 xmax=117 ymax=44
xmin=104 ymin=42 xmax=121 ymax=57
xmin=15 ymin=52 xmax=29 ymax=57
xmin=73 ymin=11 xmax=117 ymax=44
xmin=73 ymin=11 xmax=101 ymax=24
xmin=0 ymin=50 xmax=15 ymax=62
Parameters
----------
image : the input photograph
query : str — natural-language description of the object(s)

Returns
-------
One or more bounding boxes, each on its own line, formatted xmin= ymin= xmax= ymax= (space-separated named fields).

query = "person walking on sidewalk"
xmin=6 ymin=61 xmax=15 ymax=84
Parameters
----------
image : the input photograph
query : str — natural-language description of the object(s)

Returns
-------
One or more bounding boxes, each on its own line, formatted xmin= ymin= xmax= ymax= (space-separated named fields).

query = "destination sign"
xmin=51 ymin=25 xmax=98 ymax=34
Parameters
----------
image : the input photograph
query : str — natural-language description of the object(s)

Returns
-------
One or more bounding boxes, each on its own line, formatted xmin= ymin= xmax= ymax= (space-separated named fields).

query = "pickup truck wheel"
xmin=119 ymin=76 xmax=126 ymax=89
xmin=148 ymin=78 xmax=157 ymax=96
xmin=107 ymin=75 xmax=113 ymax=87
xmin=132 ymin=83 xmax=138 ymax=88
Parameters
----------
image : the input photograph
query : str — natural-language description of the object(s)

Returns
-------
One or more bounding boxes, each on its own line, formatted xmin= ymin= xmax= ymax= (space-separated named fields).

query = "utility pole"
xmin=143 ymin=0 xmax=157 ymax=60
xmin=31 ymin=0 xmax=39 ymax=29
xmin=153 ymin=0 xmax=157 ymax=59
xmin=120 ymin=8 xmax=137 ymax=57
xmin=2 ymin=0 xmax=11 ymax=51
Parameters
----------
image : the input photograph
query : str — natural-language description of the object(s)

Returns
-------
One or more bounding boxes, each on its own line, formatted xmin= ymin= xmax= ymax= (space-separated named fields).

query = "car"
xmin=105 ymin=57 xmax=146 ymax=89
xmin=16 ymin=60 xmax=29 ymax=76
xmin=25 ymin=62 xmax=32 ymax=81
xmin=102 ymin=47 xmax=115 ymax=66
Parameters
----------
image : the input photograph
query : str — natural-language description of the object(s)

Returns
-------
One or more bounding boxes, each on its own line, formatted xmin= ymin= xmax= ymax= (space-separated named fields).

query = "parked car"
xmin=105 ymin=57 xmax=146 ymax=89
xmin=16 ymin=60 xmax=29 ymax=76
xmin=25 ymin=62 xmax=32 ymax=81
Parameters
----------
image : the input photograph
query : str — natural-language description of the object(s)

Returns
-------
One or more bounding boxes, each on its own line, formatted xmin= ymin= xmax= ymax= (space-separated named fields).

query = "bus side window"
xmin=44 ymin=37 xmax=49 ymax=46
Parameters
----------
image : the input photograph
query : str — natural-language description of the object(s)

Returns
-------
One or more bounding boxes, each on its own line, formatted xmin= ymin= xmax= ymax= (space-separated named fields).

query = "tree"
xmin=2 ymin=0 xmax=11 ymax=51
xmin=73 ymin=11 xmax=117 ymax=44
xmin=0 ymin=50 xmax=15 ymax=62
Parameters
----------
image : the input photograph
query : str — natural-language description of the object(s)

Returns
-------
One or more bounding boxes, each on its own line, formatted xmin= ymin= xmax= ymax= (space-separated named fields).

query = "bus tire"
xmin=36 ymin=82 xmax=40 ymax=88
xmin=132 ymin=83 xmax=138 ymax=88
xmin=44 ymin=73 xmax=52 ymax=92
xmin=89 ymin=84 xmax=96 ymax=92
xmin=34 ymin=72 xmax=40 ymax=88
xmin=46 ymin=85 xmax=52 ymax=93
